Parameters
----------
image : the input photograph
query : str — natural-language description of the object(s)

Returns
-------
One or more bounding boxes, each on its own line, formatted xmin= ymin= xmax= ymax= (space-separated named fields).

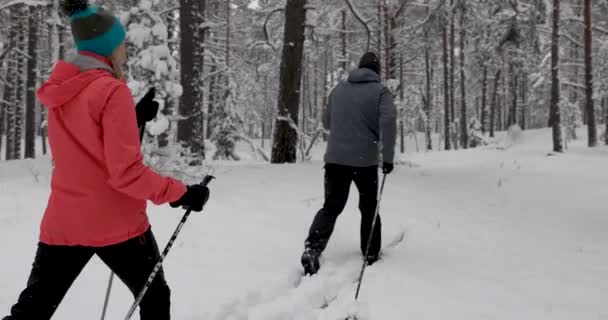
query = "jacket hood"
xmin=37 ymin=53 xmax=114 ymax=110
xmin=347 ymin=68 xmax=381 ymax=84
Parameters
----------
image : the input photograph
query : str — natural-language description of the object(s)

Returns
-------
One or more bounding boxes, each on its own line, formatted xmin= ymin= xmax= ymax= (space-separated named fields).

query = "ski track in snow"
xmin=2 ymin=128 xmax=608 ymax=319
xmin=211 ymin=230 xmax=405 ymax=320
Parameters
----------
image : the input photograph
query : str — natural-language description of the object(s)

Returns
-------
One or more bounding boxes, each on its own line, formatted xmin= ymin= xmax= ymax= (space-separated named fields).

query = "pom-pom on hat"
xmin=60 ymin=0 xmax=126 ymax=57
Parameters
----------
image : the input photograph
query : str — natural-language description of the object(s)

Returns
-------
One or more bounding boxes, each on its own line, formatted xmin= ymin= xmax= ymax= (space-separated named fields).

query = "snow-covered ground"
xmin=1 ymin=127 xmax=607 ymax=319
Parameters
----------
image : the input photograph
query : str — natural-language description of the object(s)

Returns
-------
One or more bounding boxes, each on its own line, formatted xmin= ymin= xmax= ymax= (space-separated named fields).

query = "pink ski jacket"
xmin=37 ymin=52 xmax=186 ymax=247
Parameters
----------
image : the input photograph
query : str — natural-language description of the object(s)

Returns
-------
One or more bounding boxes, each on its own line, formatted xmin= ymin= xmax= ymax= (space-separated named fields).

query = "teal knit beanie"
xmin=60 ymin=0 xmax=126 ymax=57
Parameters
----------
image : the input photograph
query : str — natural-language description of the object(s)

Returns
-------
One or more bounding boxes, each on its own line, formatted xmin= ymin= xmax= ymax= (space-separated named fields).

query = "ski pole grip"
xmin=200 ymin=175 xmax=216 ymax=187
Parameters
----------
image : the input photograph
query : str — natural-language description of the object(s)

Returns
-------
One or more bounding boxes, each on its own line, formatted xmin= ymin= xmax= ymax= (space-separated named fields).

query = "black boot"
xmin=366 ymin=252 xmax=381 ymax=266
xmin=301 ymin=248 xmax=321 ymax=275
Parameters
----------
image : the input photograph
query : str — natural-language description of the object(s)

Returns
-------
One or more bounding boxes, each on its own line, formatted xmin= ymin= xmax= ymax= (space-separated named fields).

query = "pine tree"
xmin=123 ymin=0 xmax=181 ymax=152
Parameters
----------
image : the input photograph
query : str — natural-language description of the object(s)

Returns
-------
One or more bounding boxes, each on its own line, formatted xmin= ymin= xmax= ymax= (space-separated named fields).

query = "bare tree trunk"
xmin=604 ymin=97 xmax=608 ymax=144
xmin=584 ymin=0 xmax=597 ymax=147
xmin=313 ymin=59 xmax=319 ymax=121
xmin=224 ymin=0 xmax=231 ymax=95
xmin=271 ymin=0 xmax=307 ymax=163
xmin=521 ymin=72 xmax=528 ymax=130
xmin=207 ymin=69 xmax=217 ymax=137
xmin=490 ymin=70 xmax=501 ymax=138
xmin=323 ymin=42 xmax=329 ymax=111
xmin=383 ymin=1 xmax=397 ymax=79
xmin=376 ymin=0 xmax=382 ymax=67
xmin=449 ymin=0 xmax=456 ymax=145
xmin=25 ymin=6 xmax=39 ymax=159
xmin=301 ymin=57 xmax=308 ymax=136
xmin=481 ymin=65 xmax=488 ymax=134
xmin=178 ymin=0 xmax=206 ymax=158
xmin=13 ymin=6 xmax=27 ymax=160
xmin=0 ymin=99 xmax=4 ymax=158
xmin=501 ymin=68 xmax=507 ymax=131
xmin=399 ymin=54 xmax=405 ymax=153
xmin=571 ymin=39 xmax=580 ymax=128
xmin=262 ymin=74 xmax=269 ymax=148
xmin=425 ymin=36 xmax=433 ymax=151
xmin=443 ymin=26 xmax=451 ymax=150
xmin=2 ymin=9 xmax=17 ymax=160
xmin=509 ymin=61 xmax=518 ymax=127
xmin=550 ymin=0 xmax=564 ymax=152
xmin=58 ymin=24 xmax=66 ymax=60
xmin=459 ymin=5 xmax=468 ymax=148
xmin=341 ymin=10 xmax=347 ymax=71
xmin=206 ymin=1 xmax=219 ymax=139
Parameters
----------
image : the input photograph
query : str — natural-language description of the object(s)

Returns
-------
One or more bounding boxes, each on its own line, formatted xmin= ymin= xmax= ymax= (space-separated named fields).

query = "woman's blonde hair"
xmin=108 ymin=42 xmax=126 ymax=80
xmin=109 ymin=55 xmax=124 ymax=80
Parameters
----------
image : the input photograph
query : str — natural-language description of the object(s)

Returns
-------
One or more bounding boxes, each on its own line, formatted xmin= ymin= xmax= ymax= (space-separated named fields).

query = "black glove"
xmin=170 ymin=184 xmax=210 ymax=212
xmin=382 ymin=162 xmax=394 ymax=174
xmin=136 ymin=88 xmax=159 ymax=127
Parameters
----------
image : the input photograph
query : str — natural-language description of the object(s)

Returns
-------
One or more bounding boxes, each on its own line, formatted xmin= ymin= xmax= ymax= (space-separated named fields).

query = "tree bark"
xmin=584 ymin=0 xmax=597 ymax=147
xmin=550 ymin=0 xmax=564 ymax=152
xmin=501 ymin=68 xmax=507 ymax=131
xmin=13 ymin=5 xmax=27 ymax=160
xmin=301 ymin=57 xmax=308 ymax=135
xmin=376 ymin=0 xmax=382 ymax=66
xmin=313 ymin=58 xmax=319 ymax=121
xmin=399 ymin=54 xmax=405 ymax=153
xmin=323 ymin=42 xmax=329 ymax=115
xmin=481 ymin=65 xmax=488 ymax=134
xmin=25 ymin=6 xmax=39 ymax=159
xmin=0 ymin=100 xmax=4 ymax=158
xmin=459 ymin=5 xmax=468 ymax=148
xmin=443 ymin=26 xmax=451 ymax=150
xmin=341 ymin=10 xmax=347 ymax=71
xmin=271 ymin=0 xmax=307 ymax=163
xmin=2 ymin=10 xmax=17 ymax=160
xmin=383 ymin=0 xmax=397 ymax=79
xmin=604 ymin=97 xmax=608 ymax=145
xmin=509 ymin=61 xmax=518 ymax=127
xmin=521 ymin=72 xmax=528 ymax=130
xmin=449 ymin=0 xmax=456 ymax=143
xmin=425 ymin=36 xmax=433 ymax=151
xmin=178 ymin=0 xmax=206 ymax=158
xmin=490 ymin=70 xmax=501 ymax=138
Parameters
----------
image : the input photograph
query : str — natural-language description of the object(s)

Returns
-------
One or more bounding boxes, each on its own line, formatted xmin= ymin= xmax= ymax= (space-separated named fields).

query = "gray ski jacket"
xmin=323 ymin=68 xmax=397 ymax=167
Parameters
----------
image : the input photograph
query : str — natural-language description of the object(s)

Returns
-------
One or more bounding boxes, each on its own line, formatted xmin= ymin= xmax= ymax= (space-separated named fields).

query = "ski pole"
xmin=123 ymin=175 xmax=215 ymax=320
xmin=354 ymin=173 xmax=387 ymax=300
xmin=138 ymin=125 xmax=145 ymax=142
xmin=100 ymin=271 xmax=114 ymax=320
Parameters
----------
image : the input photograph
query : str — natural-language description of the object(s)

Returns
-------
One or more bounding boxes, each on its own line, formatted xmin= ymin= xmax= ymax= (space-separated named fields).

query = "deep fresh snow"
xmin=1 ymin=128 xmax=607 ymax=319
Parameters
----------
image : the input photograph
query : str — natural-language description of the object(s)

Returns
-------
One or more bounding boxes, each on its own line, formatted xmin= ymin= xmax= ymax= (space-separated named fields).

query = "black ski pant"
xmin=3 ymin=227 xmax=170 ymax=320
xmin=305 ymin=163 xmax=381 ymax=257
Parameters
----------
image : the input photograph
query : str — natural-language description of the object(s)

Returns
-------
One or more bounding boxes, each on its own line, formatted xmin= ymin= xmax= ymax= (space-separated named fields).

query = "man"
xmin=301 ymin=52 xmax=397 ymax=275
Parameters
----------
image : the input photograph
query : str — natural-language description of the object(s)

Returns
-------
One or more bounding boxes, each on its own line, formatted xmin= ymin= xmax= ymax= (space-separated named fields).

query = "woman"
xmin=3 ymin=1 xmax=208 ymax=319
